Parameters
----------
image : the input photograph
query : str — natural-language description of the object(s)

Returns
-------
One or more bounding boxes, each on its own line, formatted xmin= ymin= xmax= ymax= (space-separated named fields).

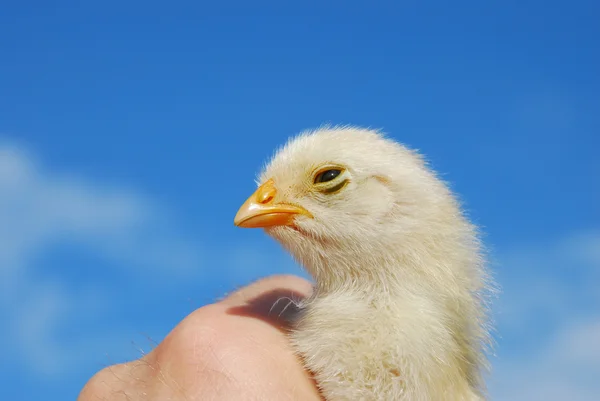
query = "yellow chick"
xmin=234 ymin=126 xmax=492 ymax=401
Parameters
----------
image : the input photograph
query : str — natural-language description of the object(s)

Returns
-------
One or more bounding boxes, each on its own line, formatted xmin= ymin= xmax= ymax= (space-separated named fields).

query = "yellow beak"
xmin=234 ymin=179 xmax=312 ymax=228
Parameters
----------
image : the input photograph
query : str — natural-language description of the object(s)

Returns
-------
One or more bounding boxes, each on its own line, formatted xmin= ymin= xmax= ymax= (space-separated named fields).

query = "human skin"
xmin=78 ymin=275 xmax=322 ymax=401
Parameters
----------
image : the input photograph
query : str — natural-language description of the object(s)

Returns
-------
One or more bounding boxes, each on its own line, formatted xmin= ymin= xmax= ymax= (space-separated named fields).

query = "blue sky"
xmin=1 ymin=1 xmax=598 ymax=400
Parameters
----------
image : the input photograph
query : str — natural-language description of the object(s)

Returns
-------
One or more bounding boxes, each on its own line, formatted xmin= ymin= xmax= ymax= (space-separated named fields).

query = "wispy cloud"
xmin=495 ymin=231 xmax=599 ymax=328
xmin=492 ymin=316 xmax=600 ymax=401
xmin=0 ymin=142 xmax=205 ymax=377
xmin=490 ymin=232 xmax=600 ymax=401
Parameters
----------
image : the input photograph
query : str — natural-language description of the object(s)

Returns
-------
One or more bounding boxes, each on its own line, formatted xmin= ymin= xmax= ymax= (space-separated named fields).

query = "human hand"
xmin=78 ymin=275 xmax=322 ymax=401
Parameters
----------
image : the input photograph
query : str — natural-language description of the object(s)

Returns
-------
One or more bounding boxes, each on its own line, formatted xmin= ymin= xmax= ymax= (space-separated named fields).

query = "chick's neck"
xmin=301 ymin=248 xmax=439 ymax=299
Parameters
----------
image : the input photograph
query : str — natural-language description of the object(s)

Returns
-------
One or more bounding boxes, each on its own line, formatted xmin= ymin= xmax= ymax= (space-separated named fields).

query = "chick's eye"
xmin=314 ymin=169 xmax=342 ymax=184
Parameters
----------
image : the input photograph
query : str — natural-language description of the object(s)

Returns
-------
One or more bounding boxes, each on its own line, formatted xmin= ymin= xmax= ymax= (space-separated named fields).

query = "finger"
xmin=217 ymin=275 xmax=322 ymax=400
xmin=78 ymin=361 xmax=150 ymax=401
xmin=145 ymin=275 xmax=320 ymax=400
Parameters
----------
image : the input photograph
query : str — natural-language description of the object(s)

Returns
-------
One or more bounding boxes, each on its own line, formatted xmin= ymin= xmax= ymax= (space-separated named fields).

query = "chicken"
xmin=234 ymin=126 xmax=492 ymax=401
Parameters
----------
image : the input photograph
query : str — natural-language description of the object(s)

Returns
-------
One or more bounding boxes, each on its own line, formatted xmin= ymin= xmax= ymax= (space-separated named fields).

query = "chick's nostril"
xmin=257 ymin=186 xmax=276 ymax=204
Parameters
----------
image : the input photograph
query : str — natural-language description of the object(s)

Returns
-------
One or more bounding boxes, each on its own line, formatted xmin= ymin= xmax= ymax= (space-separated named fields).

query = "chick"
xmin=234 ymin=127 xmax=492 ymax=401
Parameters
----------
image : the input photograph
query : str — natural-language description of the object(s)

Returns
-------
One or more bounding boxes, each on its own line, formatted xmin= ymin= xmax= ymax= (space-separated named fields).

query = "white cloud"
xmin=0 ymin=142 xmax=204 ymax=377
xmin=490 ymin=232 xmax=600 ymax=401
xmin=11 ymin=281 xmax=75 ymax=375
xmin=492 ymin=316 xmax=600 ymax=401
xmin=494 ymin=231 xmax=600 ymax=329
xmin=560 ymin=231 xmax=600 ymax=268
xmin=0 ymin=143 xmax=203 ymax=280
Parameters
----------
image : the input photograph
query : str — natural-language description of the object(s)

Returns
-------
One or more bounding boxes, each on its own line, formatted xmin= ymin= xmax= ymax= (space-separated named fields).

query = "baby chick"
xmin=234 ymin=127 xmax=492 ymax=401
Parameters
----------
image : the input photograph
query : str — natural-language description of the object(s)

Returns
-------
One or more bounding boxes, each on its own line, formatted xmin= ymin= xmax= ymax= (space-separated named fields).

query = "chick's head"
xmin=235 ymin=127 xmax=482 ymax=290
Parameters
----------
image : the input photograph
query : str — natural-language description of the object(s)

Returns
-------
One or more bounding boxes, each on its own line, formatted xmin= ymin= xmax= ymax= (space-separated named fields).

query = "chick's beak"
xmin=234 ymin=178 xmax=312 ymax=228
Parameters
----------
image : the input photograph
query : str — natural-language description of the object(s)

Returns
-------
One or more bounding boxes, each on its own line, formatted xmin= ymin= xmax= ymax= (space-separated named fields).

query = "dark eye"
xmin=314 ymin=169 xmax=342 ymax=184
